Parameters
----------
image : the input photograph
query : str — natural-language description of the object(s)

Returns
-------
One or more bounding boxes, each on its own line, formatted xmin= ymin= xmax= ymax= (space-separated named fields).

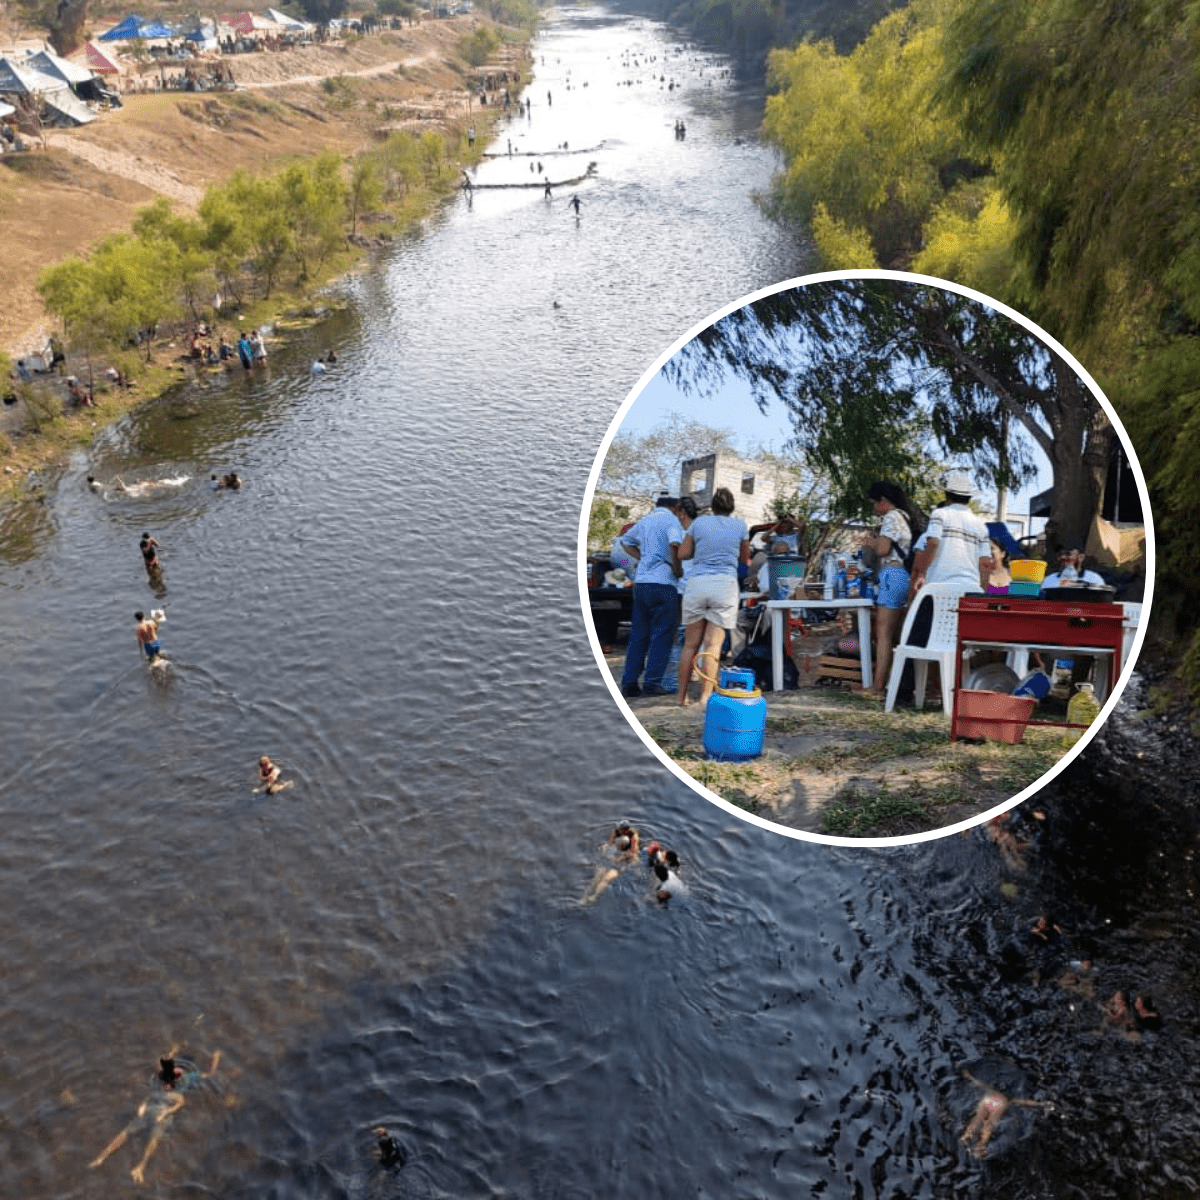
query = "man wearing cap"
xmin=909 ymin=470 xmax=992 ymax=598
xmin=619 ymin=496 xmax=685 ymax=698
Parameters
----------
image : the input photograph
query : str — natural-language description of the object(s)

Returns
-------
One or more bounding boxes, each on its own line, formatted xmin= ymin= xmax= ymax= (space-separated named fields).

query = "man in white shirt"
xmin=1041 ymin=543 xmax=1106 ymax=591
xmin=909 ymin=470 xmax=991 ymax=598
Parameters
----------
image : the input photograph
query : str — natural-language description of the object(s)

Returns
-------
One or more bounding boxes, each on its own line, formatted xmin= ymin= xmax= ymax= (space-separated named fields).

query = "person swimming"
xmin=90 ymin=1048 xmax=220 ymax=1183
xmin=256 ymin=755 xmax=293 ymax=794
xmin=581 ymin=822 xmax=640 ymax=904
xmin=959 ymin=1068 xmax=1052 ymax=1158
xmin=372 ymin=1126 xmax=405 ymax=1168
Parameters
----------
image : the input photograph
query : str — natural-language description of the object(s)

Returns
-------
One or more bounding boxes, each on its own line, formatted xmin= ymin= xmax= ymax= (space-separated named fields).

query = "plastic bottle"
xmin=823 ymin=550 xmax=836 ymax=600
xmin=836 ymin=556 xmax=847 ymax=599
xmin=1062 ymin=682 xmax=1101 ymax=746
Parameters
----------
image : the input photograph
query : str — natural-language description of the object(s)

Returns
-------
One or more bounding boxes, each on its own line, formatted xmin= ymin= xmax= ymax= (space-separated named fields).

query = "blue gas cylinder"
xmin=704 ymin=680 xmax=768 ymax=761
xmin=718 ymin=666 xmax=757 ymax=691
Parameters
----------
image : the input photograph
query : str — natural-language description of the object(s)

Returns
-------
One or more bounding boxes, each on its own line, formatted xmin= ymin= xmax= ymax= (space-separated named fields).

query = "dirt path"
xmin=41 ymin=134 xmax=205 ymax=207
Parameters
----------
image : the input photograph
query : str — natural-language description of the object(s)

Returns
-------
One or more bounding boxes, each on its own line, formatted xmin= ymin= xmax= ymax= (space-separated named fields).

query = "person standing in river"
xmin=139 ymin=533 xmax=160 ymax=576
xmin=134 ymin=611 xmax=162 ymax=662
xmin=568 ymin=193 xmax=582 ymax=216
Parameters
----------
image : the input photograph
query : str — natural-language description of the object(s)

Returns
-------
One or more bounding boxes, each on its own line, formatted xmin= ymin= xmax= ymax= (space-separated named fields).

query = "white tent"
xmin=0 ymin=56 xmax=95 ymax=124
xmin=0 ymin=56 xmax=67 ymax=97
xmin=266 ymin=7 xmax=313 ymax=30
xmin=25 ymin=48 xmax=95 ymax=86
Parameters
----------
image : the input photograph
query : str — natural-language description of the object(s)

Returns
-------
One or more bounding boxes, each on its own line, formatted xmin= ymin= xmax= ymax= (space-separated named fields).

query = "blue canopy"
xmin=98 ymin=14 xmax=176 ymax=41
xmin=987 ymin=521 xmax=1025 ymax=558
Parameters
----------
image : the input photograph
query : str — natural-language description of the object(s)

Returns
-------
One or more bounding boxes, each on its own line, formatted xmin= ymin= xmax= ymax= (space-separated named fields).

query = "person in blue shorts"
xmin=134 ymin=611 xmax=161 ymax=661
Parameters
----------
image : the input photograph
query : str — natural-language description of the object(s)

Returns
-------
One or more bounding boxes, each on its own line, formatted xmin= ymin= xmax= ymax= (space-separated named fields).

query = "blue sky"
xmin=618 ymin=362 xmax=1053 ymax=536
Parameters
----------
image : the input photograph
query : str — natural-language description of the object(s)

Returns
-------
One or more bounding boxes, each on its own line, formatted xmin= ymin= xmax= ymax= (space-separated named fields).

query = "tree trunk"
xmin=49 ymin=0 xmax=88 ymax=56
xmin=1043 ymin=359 xmax=1112 ymax=556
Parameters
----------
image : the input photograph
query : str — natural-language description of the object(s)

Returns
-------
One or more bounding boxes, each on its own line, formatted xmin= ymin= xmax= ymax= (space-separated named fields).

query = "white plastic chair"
xmin=884 ymin=582 xmax=967 ymax=716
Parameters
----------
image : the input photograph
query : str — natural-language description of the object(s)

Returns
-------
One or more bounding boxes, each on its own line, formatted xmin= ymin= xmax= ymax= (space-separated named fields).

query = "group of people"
xmin=189 ymin=327 xmax=268 ymax=371
xmin=582 ymin=821 xmax=684 ymax=904
xmin=615 ymin=467 xmax=1100 ymax=709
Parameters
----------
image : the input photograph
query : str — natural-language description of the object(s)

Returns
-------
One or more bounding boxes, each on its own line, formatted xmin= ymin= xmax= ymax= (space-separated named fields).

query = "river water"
xmin=2 ymin=6 xmax=1197 ymax=1198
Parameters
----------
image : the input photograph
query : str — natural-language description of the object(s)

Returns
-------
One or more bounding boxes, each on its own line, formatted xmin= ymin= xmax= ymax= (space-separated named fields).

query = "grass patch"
xmin=820 ymin=785 xmax=933 ymax=836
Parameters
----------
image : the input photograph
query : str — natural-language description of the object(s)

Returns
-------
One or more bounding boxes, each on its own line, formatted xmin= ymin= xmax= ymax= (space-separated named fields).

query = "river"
xmin=1 ymin=6 xmax=1197 ymax=1197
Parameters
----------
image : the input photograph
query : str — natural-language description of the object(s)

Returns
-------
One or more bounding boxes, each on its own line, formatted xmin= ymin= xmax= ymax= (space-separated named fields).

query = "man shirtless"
xmin=960 ymin=1069 xmax=1052 ymax=1157
xmin=134 ymin=611 xmax=161 ymax=662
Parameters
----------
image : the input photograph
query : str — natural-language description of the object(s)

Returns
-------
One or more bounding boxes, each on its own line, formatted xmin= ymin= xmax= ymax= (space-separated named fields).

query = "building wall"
xmin=679 ymin=452 xmax=798 ymax=527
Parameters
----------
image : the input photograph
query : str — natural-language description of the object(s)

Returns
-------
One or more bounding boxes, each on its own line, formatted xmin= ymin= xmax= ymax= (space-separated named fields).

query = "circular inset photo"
xmin=579 ymin=271 xmax=1154 ymax=846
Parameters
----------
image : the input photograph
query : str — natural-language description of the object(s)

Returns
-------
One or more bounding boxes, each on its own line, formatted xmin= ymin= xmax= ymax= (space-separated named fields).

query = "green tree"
xmin=599 ymin=413 xmax=740 ymax=511
xmin=664 ymin=279 xmax=1110 ymax=551
xmin=347 ymin=154 xmax=385 ymax=236
xmin=763 ymin=0 xmax=969 ymax=268
xmin=279 ymin=153 xmax=348 ymax=280
xmin=419 ymin=130 xmax=446 ymax=185
xmin=219 ymin=170 xmax=292 ymax=297
xmin=132 ymin=198 xmax=214 ymax=325
xmin=379 ymin=130 xmax=423 ymax=197
xmin=459 ymin=25 xmax=500 ymax=67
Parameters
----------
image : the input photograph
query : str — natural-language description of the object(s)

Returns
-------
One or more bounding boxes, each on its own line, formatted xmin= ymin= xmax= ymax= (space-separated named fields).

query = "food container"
xmin=1008 ymin=581 xmax=1042 ymax=597
xmin=1010 ymin=559 xmax=1048 ymax=583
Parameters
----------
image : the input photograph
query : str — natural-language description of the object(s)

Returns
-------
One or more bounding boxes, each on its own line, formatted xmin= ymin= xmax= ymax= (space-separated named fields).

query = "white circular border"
xmin=577 ymin=268 xmax=1156 ymax=847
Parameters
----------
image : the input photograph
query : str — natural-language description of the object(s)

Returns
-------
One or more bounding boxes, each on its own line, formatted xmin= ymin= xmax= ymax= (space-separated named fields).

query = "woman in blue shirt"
xmin=675 ymin=486 xmax=750 ymax=707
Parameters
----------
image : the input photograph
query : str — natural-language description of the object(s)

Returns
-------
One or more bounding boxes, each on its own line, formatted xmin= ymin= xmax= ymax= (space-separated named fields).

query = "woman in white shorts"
xmin=676 ymin=486 xmax=750 ymax=707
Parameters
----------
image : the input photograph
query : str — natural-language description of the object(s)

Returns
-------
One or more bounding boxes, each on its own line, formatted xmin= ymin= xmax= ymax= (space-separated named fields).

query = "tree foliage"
xmin=598 ymin=413 xmax=740 ymax=510
xmin=663 ymin=279 xmax=1109 ymax=549
xmin=762 ymin=1 xmax=971 ymax=268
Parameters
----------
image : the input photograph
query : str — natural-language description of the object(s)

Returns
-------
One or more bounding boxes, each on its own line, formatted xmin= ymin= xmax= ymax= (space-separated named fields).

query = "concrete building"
xmin=678 ymin=451 xmax=799 ymax=527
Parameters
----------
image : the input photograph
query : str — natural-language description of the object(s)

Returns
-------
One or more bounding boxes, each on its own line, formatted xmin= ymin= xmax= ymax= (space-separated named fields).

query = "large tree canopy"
xmin=663 ymin=279 xmax=1111 ymax=551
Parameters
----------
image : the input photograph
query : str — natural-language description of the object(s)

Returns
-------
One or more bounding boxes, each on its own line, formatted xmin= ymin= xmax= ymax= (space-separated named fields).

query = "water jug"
xmin=1061 ymin=682 xmax=1101 ymax=746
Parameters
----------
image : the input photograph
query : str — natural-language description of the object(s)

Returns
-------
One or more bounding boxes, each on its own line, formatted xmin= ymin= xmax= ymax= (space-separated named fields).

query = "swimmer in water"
xmin=652 ymin=860 xmax=684 ymax=902
xmin=90 ymin=1046 xmax=220 ymax=1183
xmin=256 ymin=755 xmax=292 ymax=794
xmin=372 ymin=1126 xmax=405 ymax=1168
xmin=959 ymin=1069 xmax=1052 ymax=1158
xmin=581 ymin=822 xmax=639 ymax=904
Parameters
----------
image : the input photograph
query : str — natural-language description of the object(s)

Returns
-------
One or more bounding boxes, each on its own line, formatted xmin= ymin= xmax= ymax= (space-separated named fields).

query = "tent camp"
xmin=27 ymin=49 xmax=119 ymax=105
xmin=70 ymin=41 xmax=124 ymax=76
xmin=0 ymin=56 xmax=96 ymax=124
xmin=223 ymin=11 xmax=285 ymax=36
xmin=98 ymin=14 xmax=176 ymax=41
xmin=266 ymin=7 xmax=313 ymax=30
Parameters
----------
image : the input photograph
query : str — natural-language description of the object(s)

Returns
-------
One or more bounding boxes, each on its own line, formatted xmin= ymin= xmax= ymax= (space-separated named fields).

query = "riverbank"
xmin=0 ymin=14 xmax=531 ymax=500
xmin=606 ymin=647 xmax=1069 ymax=837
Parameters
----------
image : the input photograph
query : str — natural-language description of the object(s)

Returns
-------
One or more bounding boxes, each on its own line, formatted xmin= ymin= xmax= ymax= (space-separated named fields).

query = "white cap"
xmin=945 ymin=470 xmax=975 ymax=497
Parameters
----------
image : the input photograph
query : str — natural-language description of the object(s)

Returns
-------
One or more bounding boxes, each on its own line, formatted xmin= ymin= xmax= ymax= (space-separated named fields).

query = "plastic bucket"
xmin=767 ymin=554 xmax=807 ymax=601
xmin=1010 ymin=559 xmax=1047 ymax=583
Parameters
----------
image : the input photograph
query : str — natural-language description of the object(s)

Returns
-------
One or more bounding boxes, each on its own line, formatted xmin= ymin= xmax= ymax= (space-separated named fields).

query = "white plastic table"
xmin=765 ymin=597 xmax=875 ymax=692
